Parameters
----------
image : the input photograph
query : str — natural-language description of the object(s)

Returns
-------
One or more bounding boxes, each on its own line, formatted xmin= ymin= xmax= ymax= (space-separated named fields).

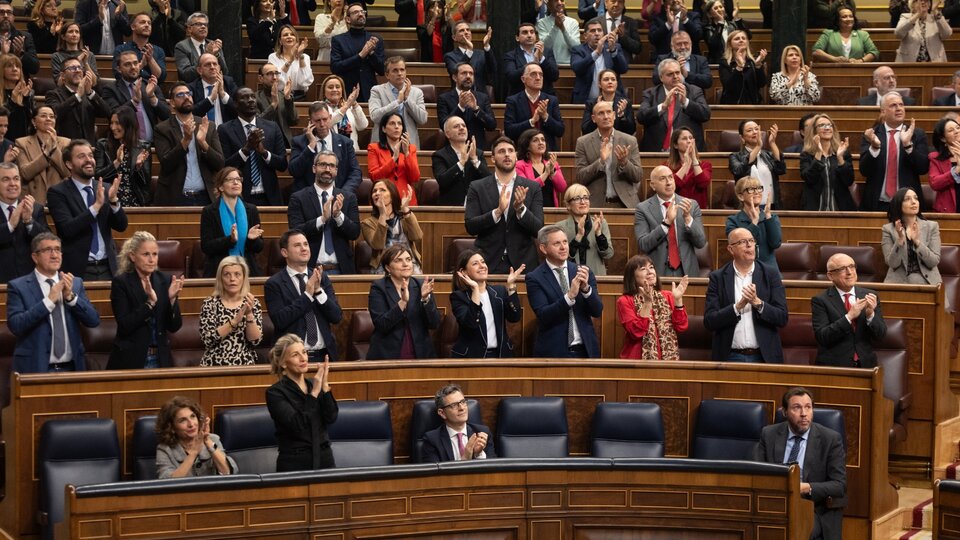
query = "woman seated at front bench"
xmin=155 ymin=396 xmax=237 ymax=478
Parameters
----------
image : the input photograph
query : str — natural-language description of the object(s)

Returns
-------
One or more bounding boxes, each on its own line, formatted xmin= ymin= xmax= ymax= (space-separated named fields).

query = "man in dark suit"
xmin=704 ymin=227 xmax=788 ymax=363
xmin=434 ymin=116 xmax=490 ymax=206
xmin=153 ymin=83 xmax=224 ymax=206
xmin=189 ymin=53 xmax=239 ymax=127
xmin=637 ymin=59 xmax=711 ymax=151
xmin=0 ymin=162 xmax=48 ymax=283
xmin=652 ymin=31 xmax=712 ymax=90
xmin=44 ymin=57 xmax=112 ymax=145
xmin=812 ymin=253 xmax=886 ymax=368
xmin=174 ymin=12 xmax=227 ymax=84
xmin=756 ymin=388 xmax=846 ymax=540
xmin=578 ymin=0 xmax=604 ymax=20
xmin=101 ymin=51 xmax=171 ymax=143
xmin=502 ymin=23 xmax=560 ymax=96
xmin=421 ymin=384 xmax=496 ymax=462
xmin=443 ymin=21 xmax=497 ymax=94
xmin=75 ymin=0 xmax=130 ymax=56
xmin=218 ymin=87 xmax=288 ymax=207
xmin=601 ymin=0 xmax=642 ymax=59
xmin=330 ymin=3 xmax=385 ymax=103
xmin=526 ymin=224 xmax=603 ymax=358
xmin=570 ymin=18 xmax=628 ymax=105
xmin=0 ymin=0 xmax=39 ymax=76
xmin=648 ymin=0 xmax=702 ymax=62
xmin=287 ymin=151 xmax=361 ymax=274
xmin=464 ymin=136 xmax=544 ymax=274
xmin=7 ymin=232 xmax=100 ymax=373
xmin=46 ymin=140 xmax=129 ymax=281
xmin=859 ymin=92 xmax=929 ymax=212
xmin=264 ymin=229 xmax=343 ymax=362
xmin=289 ymin=102 xmax=361 ymax=194
xmin=437 ymin=62 xmax=497 ymax=154
xmin=504 ymin=63 xmax=565 ymax=152
xmin=855 ymin=66 xmax=917 ymax=106
xmin=934 ymin=70 xmax=960 ymax=106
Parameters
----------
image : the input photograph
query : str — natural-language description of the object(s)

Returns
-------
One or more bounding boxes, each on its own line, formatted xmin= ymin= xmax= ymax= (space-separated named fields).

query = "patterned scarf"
xmin=635 ymin=291 xmax=680 ymax=361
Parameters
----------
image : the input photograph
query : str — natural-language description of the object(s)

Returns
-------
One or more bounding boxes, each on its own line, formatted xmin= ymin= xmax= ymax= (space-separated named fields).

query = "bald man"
xmin=634 ymin=165 xmax=705 ymax=277
xmin=574 ymin=99 xmax=642 ymax=209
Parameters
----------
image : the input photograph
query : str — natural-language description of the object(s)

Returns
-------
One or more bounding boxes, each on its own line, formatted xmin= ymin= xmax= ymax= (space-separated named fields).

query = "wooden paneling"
xmin=937 ymin=480 xmax=960 ymax=540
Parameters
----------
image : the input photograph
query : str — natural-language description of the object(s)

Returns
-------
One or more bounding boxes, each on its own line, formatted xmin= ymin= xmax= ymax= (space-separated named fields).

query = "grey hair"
xmin=314 ymin=150 xmax=338 ymax=165
xmin=658 ymin=58 xmax=681 ymax=77
xmin=434 ymin=383 xmax=463 ymax=410
xmin=537 ymin=224 xmax=566 ymax=245
xmin=186 ymin=12 xmax=209 ymax=25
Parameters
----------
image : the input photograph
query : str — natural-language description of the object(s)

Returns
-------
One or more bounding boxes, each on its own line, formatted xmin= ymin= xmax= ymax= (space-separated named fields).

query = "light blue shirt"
xmin=782 ymin=427 xmax=810 ymax=477
xmin=71 ymin=178 xmax=112 ymax=261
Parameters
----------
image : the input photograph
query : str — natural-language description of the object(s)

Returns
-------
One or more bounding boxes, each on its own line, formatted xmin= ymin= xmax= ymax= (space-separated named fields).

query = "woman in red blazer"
xmin=367 ymin=112 xmax=421 ymax=206
xmin=616 ymin=254 xmax=689 ymax=360
xmin=928 ymin=116 xmax=960 ymax=213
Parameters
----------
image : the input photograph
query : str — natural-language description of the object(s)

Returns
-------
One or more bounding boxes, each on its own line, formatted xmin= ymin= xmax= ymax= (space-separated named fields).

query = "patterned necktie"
xmin=205 ymin=85 xmax=216 ymax=122
xmin=296 ymin=272 xmax=320 ymax=347
xmin=83 ymin=186 xmax=100 ymax=254
xmin=664 ymin=201 xmax=681 ymax=270
xmin=456 ymin=432 xmax=465 ymax=460
xmin=320 ymin=139 xmax=327 ymax=152
xmin=245 ymin=123 xmax=263 ymax=189
xmin=554 ymin=266 xmax=576 ymax=346
xmin=885 ymin=128 xmax=899 ymax=199
xmin=46 ymin=278 xmax=67 ymax=359
xmin=786 ymin=435 xmax=803 ymax=464
xmin=321 ymin=191 xmax=335 ymax=255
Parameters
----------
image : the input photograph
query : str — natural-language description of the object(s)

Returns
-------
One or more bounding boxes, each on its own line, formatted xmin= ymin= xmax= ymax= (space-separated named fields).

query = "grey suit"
xmin=880 ymin=219 xmax=942 ymax=285
xmin=634 ymin=194 xmax=706 ymax=276
xmin=173 ymin=38 xmax=228 ymax=84
xmin=554 ymin=215 xmax=613 ymax=276
xmin=574 ymin=129 xmax=643 ymax=209
xmin=368 ymin=82 xmax=428 ymax=149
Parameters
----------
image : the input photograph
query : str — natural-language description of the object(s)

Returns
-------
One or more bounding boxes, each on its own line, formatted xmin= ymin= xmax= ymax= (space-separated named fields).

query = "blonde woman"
xmin=268 ymin=24 xmax=314 ymax=101
xmin=769 ymin=45 xmax=821 ymax=106
xmin=895 ymin=0 xmax=951 ymax=62
xmin=718 ymin=30 xmax=767 ymax=105
xmin=724 ymin=176 xmax=782 ymax=269
xmin=320 ymin=74 xmax=368 ymax=151
xmin=27 ymin=0 xmax=63 ymax=54
xmin=198 ymin=256 xmax=263 ymax=367
xmin=554 ymin=184 xmax=613 ymax=276
xmin=799 ymin=113 xmax=855 ymax=211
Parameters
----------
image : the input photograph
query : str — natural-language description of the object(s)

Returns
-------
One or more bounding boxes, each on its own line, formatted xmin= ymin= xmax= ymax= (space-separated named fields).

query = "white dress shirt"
xmin=285 ymin=265 xmax=328 ymax=349
xmin=312 ymin=184 xmax=343 ymax=266
xmin=36 ymin=269 xmax=77 ymax=364
xmin=731 ymin=262 xmax=760 ymax=349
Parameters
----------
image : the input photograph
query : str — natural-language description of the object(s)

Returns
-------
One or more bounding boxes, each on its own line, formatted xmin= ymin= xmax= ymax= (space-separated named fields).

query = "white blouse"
xmin=267 ymin=52 xmax=315 ymax=93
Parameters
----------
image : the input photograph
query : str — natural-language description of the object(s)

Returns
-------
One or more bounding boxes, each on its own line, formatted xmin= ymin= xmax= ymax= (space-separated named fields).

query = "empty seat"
xmin=718 ymin=129 xmax=768 ymax=153
xmin=216 ymin=406 xmax=278 ymax=474
xmin=776 ymin=242 xmax=817 ymax=280
xmin=355 ymin=240 xmax=374 ymax=274
xmin=817 ymin=245 xmax=879 ymax=282
xmin=445 ymin=238 xmax=476 ymax=272
xmin=677 ymin=314 xmax=712 ymax=360
xmin=435 ymin=312 xmax=459 ymax=358
xmin=384 ymin=47 xmax=417 ymax=62
xmin=876 ymin=319 xmax=912 ymax=441
xmin=695 ymin=244 xmax=712 ymax=277
xmin=132 ymin=415 xmax=158 ymax=480
xmin=933 ymin=86 xmax=954 ymax=103
xmin=156 ymin=240 xmax=185 ymax=275
xmin=409 ymin=398 xmax=482 ymax=463
xmin=414 ymin=84 xmax=437 ymax=103
xmin=356 ymin=177 xmax=373 ymax=206
xmin=79 ymin=318 xmax=117 ymax=371
xmin=716 ymin=179 xmax=738 ymax=210
xmin=691 ymin=399 xmax=766 ymax=460
xmin=346 ymin=311 xmax=373 ymax=361
xmin=168 ymin=315 xmax=204 ymax=367
xmin=779 ymin=315 xmax=817 ymax=365
xmin=868 ymin=86 xmax=912 ymax=99
xmin=418 ymin=178 xmax=440 ymax=205
xmin=590 ymin=402 xmax=664 ymax=458
xmin=327 ymin=401 xmax=393 ymax=467
xmin=774 ymin=407 xmax=846 ymax=451
xmin=496 ymin=397 xmax=568 ymax=458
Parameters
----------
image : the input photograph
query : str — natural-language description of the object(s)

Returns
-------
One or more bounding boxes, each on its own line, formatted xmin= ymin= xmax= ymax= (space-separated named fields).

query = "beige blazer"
xmin=554 ymin=215 xmax=614 ymax=276
xmin=361 ymin=213 xmax=424 ymax=271
xmin=574 ymin=129 xmax=643 ymax=209
xmin=880 ymin=219 xmax=942 ymax=285
xmin=15 ymin=135 xmax=70 ymax=204
xmin=895 ymin=13 xmax=952 ymax=62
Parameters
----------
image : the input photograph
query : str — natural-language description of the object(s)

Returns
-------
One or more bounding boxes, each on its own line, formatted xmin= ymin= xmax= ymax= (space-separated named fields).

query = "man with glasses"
xmin=189 ymin=53 xmax=239 ymax=127
xmin=102 ymin=51 xmax=171 ymax=144
xmin=856 ymin=66 xmax=916 ymax=106
xmin=812 ymin=253 xmax=886 ymax=368
xmin=330 ymin=2 xmax=384 ymax=102
xmin=575 ymin=100 xmax=642 ymax=209
xmin=0 ymin=162 xmax=49 ymax=283
xmin=289 ymin=102 xmax=360 ymax=193
xmin=637 ymin=58 xmax=710 ymax=152
xmin=421 ymin=384 xmax=495 ymax=462
xmin=44 ymin=57 xmax=112 ymax=145
xmin=704 ymin=227 xmax=788 ymax=363
xmin=635 ymin=165 xmax=705 ymax=277
xmin=174 ymin=12 xmax=226 ymax=83
xmin=0 ymin=0 xmax=39 ymax=75
xmin=859 ymin=91 xmax=929 ymax=211
xmin=504 ymin=63 xmax=564 ymax=152
xmin=256 ymin=63 xmax=297 ymax=147
xmin=154 ymin=83 xmax=224 ymax=205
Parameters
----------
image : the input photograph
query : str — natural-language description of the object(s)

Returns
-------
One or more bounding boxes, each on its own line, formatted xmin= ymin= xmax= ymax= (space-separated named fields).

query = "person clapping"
xmin=617 ymin=254 xmax=689 ymax=360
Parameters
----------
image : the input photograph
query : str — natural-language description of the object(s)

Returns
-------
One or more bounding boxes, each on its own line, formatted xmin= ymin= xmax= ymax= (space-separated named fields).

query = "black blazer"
xmin=702 ymin=19 xmax=750 ymax=64
xmin=421 ymin=423 xmax=497 ymax=462
xmin=264 ymin=269 xmax=343 ymax=361
xmin=449 ymin=285 xmax=521 ymax=358
xmin=218 ymin=117 xmax=288 ymax=206
xmin=799 ymin=151 xmax=856 ymax=211
xmin=934 ymin=92 xmax=958 ymax=106
xmin=729 ymin=148 xmax=786 ymax=209
xmin=0 ymin=201 xmax=48 ymax=284
xmin=464 ymin=175 xmax=544 ymax=273
xmin=436 ymin=89 xmax=497 ymax=153
xmin=189 ymin=76 xmax=240 ymax=123
xmin=636 ymin=83 xmax=711 ymax=152
xmin=443 ymin=47 xmax=498 ymax=94
xmin=648 ymin=10 xmax=703 ymax=61
xmin=288 ymin=132 xmax=362 ymax=193
xmin=94 ymin=138 xmax=152 ymax=207
xmin=330 ymin=29 xmax=386 ymax=103
xmin=858 ymin=124 xmax=930 ymax=211
xmin=75 ymin=0 xmax=130 ymax=57
xmin=811 ymin=286 xmax=887 ymax=368
xmin=287 ymin=186 xmax=361 ymax=274
xmin=653 ymin=52 xmax=713 ymax=90
xmin=107 ymin=270 xmax=183 ymax=369
xmin=44 ymin=86 xmax=112 ymax=144
xmin=265 ymin=376 xmax=338 ymax=472
xmin=367 ymin=276 xmax=441 ymax=360
xmin=199 ymin=200 xmax=264 ymax=277
xmin=432 ymin=143 xmax=490 ymax=206
xmin=581 ymin=93 xmax=637 ymax=136
xmin=504 ymin=91 xmax=564 ymax=152
xmin=46 ymin=179 xmax=129 ymax=277
xmin=502 ymin=46 xmax=560 ymax=96
xmin=246 ymin=15 xmax=291 ymax=59
xmin=718 ymin=58 xmax=766 ymax=105
xmin=416 ymin=22 xmax=453 ymax=62
xmin=101 ymin=78 xmax=172 ymax=132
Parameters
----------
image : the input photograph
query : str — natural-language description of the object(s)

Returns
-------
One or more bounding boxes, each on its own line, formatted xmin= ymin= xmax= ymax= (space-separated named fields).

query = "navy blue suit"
xmin=436 ymin=89 xmax=497 ymax=153
xmin=366 ymin=276 xmax=441 ymax=360
xmin=0 ymin=201 xmax=48 ymax=284
xmin=569 ymin=42 xmax=629 ymax=104
xmin=420 ymin=423 xmax=497 ymax=462
xmin=504 ymin=91 xmax=565 ymax=152
xmin=330 ymin=29 xmax=385 ymax=103
xmin=503 ymin=46 xmax=559 ymax=96
xmin=218 ymin=117 xmax=288 ymax=206
xmin=858 ymin=124 xmax=930 ymax=211
xmin=287 ymin=186 xmax=361 ymax=274
xmin=703 ymin=260 xmax=788 ymax=363
xmin=7 ymin=272 xmax=100 ymax=373
xmin=46 ymin=179 xmax=129 ymax=278
xmin=449 ymin=285 xmax=521 ymax=358
xmin=189 ymin=76 xmax=240 ymax=124
xmin=526 ymin=261 xmax=603 ymax=358
xmin=288 ymin=132 xmax=361 ymax=193
xmin=264 ymin=269 xmax=343 ymax=361
xmin=443 ymin=47 xmax=498 ymax=94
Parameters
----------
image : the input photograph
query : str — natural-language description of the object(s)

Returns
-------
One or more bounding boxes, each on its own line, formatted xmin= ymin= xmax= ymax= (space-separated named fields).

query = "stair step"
xmin=893 ymin=530 xmax=932 ymax=540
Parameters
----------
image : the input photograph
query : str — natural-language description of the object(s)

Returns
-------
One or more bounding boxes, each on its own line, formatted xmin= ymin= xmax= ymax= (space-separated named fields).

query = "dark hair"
xmin=155 ymin=396 xmax=205 ymax=447
xmin=516 ymin=128 xmax=543 ymax=162
xmin=933 ymin=117 xmax=960 ymax=160
xmin=830 ymin=3 xmax=862 ymax=31
xmin=622 ymin=254 xmax=659 ymax=295
xmin=380 ymin=243 xmax=414 ymax=271
xmin=516 ymin=22 xmax=537 ymax=36
xmin=213 ymin=166 xmax=241 ymax=197
xmin=131 ymin=12 xmax=151 ymax=24
xmin=797 ymin=112 xmax=817 ymax=137
xmin=308 ymin=100 xmax=328 ymax=116
xmin=781 ymin=387 xmax=814 ymax=411
xmin=370 ymin=179 xmax=402 ymax=218
xmin=452 ymin=248 xmax=484 ymax=291
xmin=434 ymin=383 xmax=463 ymax=411
xmin=55 ymin=22 xmax=86 ymax=52
xmin=279 ymin=229 xmax=306 ymax=250
xmin=0 ymin=105 xmax=10 ymax=118
xmin=886 ymin=187 xmax=924 ymax=223
xmin=737 ymin=118 xmax=757 ymax=136
xmin=584 ymin=16 xmax=603 ymax=29
xmin=31 ymin=231 xmax=60 ymax=252
xmin=106 ymin=107 xmax=141 ymax=165
xmin=27 ymin=106 xmax=55 ymax=136
xmin=666 ymin=127 xmax=696 ymax=169
xmin=491 ymin=136 xmax=516 ymax=153
xmin=376 ymin=112 xmax=406 ymax=151
xmin=61 ymin=138 xmax=91 ymax=163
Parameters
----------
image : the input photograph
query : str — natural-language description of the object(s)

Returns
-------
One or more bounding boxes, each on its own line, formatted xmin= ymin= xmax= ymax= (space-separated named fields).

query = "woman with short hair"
xmin=617 ymin=254 xmax=689 ymax=360
xmin=155 ymin=395 xmax=236 ymax=478
xmin=198 ymin=256 xmax=263 ymax=366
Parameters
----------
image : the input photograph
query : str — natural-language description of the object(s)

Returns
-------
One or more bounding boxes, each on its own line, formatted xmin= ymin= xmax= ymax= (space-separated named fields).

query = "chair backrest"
xmin=418 ymin=178 xmax=440 ymax=205
xmin=156 ymin=240 xmax=185 ymax=275
xmin=188 ymin=242 xmax=206 ymax=279
xmin=775 ymin=242 xmax=817 ymax=280
xmin=414 ymin=84 xmax=437 ymax=103
xmin=216 ymin=406 xmax=278 ymax=474
xmin=264 ymin=238 xmax=285 ymax=277
xmin=79 ymin=318 xmax=117 ymax=371
xmin=790 ymin=130 xmax=803 ymax=148
xmin=817 ymin=245 xmax=879 ymax=282
xmin=875 ymin=318 xmax=911 ymax=438
xmin=445 ymin=237 xmax=477 ymax=272
xmin=691 ymin=399 xmax=766 ymax=460
xmin=718 ymin=129 xmax=768 ymax=153
xmin=848 ymin=182 xmax=862 ymax=208
xmin=939 ymin=245 xmax=960 ymax=313
xmin=132 ymin=415 xmax=158 ymax=481
xmin=590 ymin=402 xmax=664 ymax=458
xmin=695 ymin=244 xmax=712 ymax=277
xmin=921 ymin=184 xmax=937 ymax=211
xmin=327 ymin=401 xmax=394 ymax=467
xmin=717 ymin=179 xmax=738 ymax=210
xmin=355 ymin=240 xmax=374 ymax=274
xmin=868 ymin=87 xmax=912 ymax=98
xmin=168 ymin=315 xmax=203 ymax=367
xmin=346 ymin=311 xmax=374 ymax=361
xmin=409 ymin=398 xmax=483 ymax=463
xmin=435 ymin=312 xmax=460 ymax=358
xmin=778 ymin=315 xmax=817 ymax=365
xmin=356 ymin=177 xmax=373 ymax=206
xmin=933 ymin=86 xmax=954 ymax=102
xmin=676 ymin=314 xmax=712 ymax=360
xmin=384 ymin=47 xmax=418 ymax=62
xmin=39 ymin=419 xmax=120 ymax=538
xmin=496 ymin=397 xmax=568 ymax=458
xmin=774 ymin=407 xmax=846 ymax=452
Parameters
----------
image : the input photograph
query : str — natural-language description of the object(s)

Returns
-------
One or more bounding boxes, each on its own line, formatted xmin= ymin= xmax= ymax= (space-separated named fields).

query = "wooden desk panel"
xmin=936 ymin=479 xmax=960 ymax=540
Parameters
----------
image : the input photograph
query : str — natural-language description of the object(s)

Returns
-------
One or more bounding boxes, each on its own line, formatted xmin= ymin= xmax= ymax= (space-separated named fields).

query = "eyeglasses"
xmin=729 ymin=238 xmax=757 ymax=247
xmin=173 ymin=91 xmax=191 ymax=99
xmin=440 ymin=399 xmax=467 ymax=410
xmin=189 ymin=22 xmax=208 ymax=27
xmin=63 ymin=65 xmax=83 ymax=72
xmin=315 ymin=162 xmax=337 ymax=169
xmin=741 ymin=186 xmax=764 ymax=194
xmin=816 ymin=123 xmax=834 ymax=130
xmin=827 ymin=263 xmax=857 ymax=274
xmin=0 ymin=10 xmax=15 ymax=16
xmin=567 ymin=195 xmax=590 ymax=203
xmin=224 ymin=176 xmax=243 ymax=184
xmin=35 ymin=246 xmax=61 ymax=254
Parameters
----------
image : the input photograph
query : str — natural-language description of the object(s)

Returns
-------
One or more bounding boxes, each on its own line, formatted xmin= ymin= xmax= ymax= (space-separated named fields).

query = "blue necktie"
xmin=245 ymin=123 xmax=262 ymax=189
xmin=205 ymin=85 xmax=216 ymax=122
xmin=321 ymin=191 xmax=335 ymax=255
xmin=391 ymin=85 xmax=405 ymax=118
xmin=786 ymin=435 xmax=803 ymax=464
xmin=83 ymin=186 xmax=99 ymax=255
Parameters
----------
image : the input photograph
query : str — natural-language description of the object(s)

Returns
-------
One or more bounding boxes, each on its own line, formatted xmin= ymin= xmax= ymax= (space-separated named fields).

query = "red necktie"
xmin=664 ymin=201 xmax=681 ymax=270
xmin=457 ymin=432 xmax=466 ymax=459
xmin=662 ymin=93 xmax=676 ymax=150
xmin=288 ymin=0 xmax=300 ymax=25
xmin=885 ymin=128 xmax=899 ymax=199
xmin=844 ymin=293 xmax=860 ymax=366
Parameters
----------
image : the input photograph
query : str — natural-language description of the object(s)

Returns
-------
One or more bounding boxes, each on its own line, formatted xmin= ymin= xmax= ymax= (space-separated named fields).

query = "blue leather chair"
xmin=327 ymin=400 xmax=394 ymax=467
xmin=590 ymin=402 xmax=665 ymax=458
xmin=774 ymin=407 xmax=847 ymax=452
xmin=217 ymin=406 xmax=278 ymax=474
xmin=132 ymin=415 xmax=158 ymax=480
xmin=496 ymin=397 xmax=568 ymax=458
xmin=39 ymin=418 xmax=121 ymax=540
xmin=691 ymin=399 xmax=767 ymax=460
xmin=409 ymin=398 xmax=482 ymax=463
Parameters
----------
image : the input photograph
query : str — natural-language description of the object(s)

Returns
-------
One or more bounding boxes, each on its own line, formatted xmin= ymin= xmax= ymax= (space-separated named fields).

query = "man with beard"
xmin=0 ymin=0 xmax=39 ymax=76
xmin=504 ymin=63 xmax=564 ymax=152
xmin=113 ymin=12 xmax=166 ymax=83
xmin=44 ymin=57 xmax=112 ymax=144
xmin=570 ymin=18 xmax=628 ymax=105
xmin=46 ymin=139 xmax=129 ymax=281
xmin=330 ymin=2 xmax=385 ymax=103
xmin=443 ymin=21 xmax=496 ymax=95
xmin=218 ymin=87 xmax=288 ymax=206
xmin=189 ymin=53 xmax=239 ymax=127
xmin=503 ymin=23 xmax=559 ymax=96
xmin=255 ymin=63 xmax=297 ymax=147
xmin=653 ymin=31 xmax=711 ymax=91
xmin=437 ymin=62 xmax=497 ymax=154
xmin=464 ymin=136 xmax=543 ymax=274
xmin=287 ymin=151 xmax=361 ymax=274
xmin=289 ymin=102 xmax=360 ymax=193
xmin=102 ymin=51 xmax=171 ymax=143
xmin=153 ymin=83 xmax=224 ymax=205
xmin=575 ymin=100 xmax=642 ymax=209
xmin=434 ymin=116 xmax=490 ymax=206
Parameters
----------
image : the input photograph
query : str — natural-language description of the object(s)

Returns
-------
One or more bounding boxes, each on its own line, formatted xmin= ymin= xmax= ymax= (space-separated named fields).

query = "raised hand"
xmin=591 ymin=212 xmax=603 ymax=234
xmin=483 ymin=27 xmax=493 ymax=48
xmin=895 ymin=219 xmax=906 ymax=244
xmin=467 ymin=136 xmax=479 ymax=161
xmin=144 ymin=75 xmax=158 ymax=98
xmin=677 ymin=198 xmax=692 ymax=221
xmin=837 ymin=136 xmax=850 ymax=157
xmin=672 ymin=275 xmax=689 ymax=305
xmin=507 ymin=264 xmax=525 ymax=288
xmin=331 ymin=193 xmax=344 ymax=218
xmin=400 ymin=186 xmax=413 ymax=213
xmin=901 ymin=118 xmax=916 ymax=146
xmin=599 ymin=135 xmax=611 ymax=161
xmin=512 ymin=185 xmax=528 ymax=212
xmin=496 ymin=182 xmax=511 ymax=216
xmin=863 ymin=293 xmax=878 ymax=318
xmin=196 ymin=117 xmax=209 ymax=143
xmin=614 ymin=144 xmax=629 ymax=165
xmin=230 ymin=223 xmax=238 ymax=243
xmin=863 ymin=128 xmax=881 ymax=149
xmin=755 ymin=48 xmax=768 ymax=64
xmin=457 ymin=270 xmax=479 ymax=290
xmin=143 ymin=274 xmax=158 ymax=305
xmin=247 ymin=224 xmax=263 ymax=240
xmin=421 ymin=276 xmax=435 ymax=299
xmin=305 ymin=267 xmax=322 ymax=295
xmin=168 ymin=274 xmax=184 ymax=303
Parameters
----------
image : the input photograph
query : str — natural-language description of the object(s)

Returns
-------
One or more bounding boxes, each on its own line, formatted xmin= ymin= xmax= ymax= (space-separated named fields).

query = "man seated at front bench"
xmin=421 ymin=383 xmax=496 ymax=462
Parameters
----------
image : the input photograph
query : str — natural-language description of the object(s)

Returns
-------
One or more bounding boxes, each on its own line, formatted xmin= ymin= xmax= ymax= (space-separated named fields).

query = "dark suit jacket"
xmin=265 ymin=376 xmax=338 ymax=472
xmin=729 ymin=148 xmax=785 ymax=209
xmin=421 ymin=423 xmax=497 ymax=462
xmin=0 ymin=201 xmax=48 ymax=284
xmin=173 ymin=37 xmax=228 ymax=84
xmin=107 ymin=270 xmax=183 ymax=369
xmin=7 ymin=272 xmax=100 ymax=373
xmin=433 ymin=144 xmax=491 ymax=206
xmin=102 ymin=78 xmax=172 ymax=133
xmin=264 ymin=269 xmax=343 ymax=361
xmin=811 ymin=286 xmax=886 ymax=368
xmin=799 ymin=151 xmax=856 ymax=211
xmin=581 ymin=94 xmax=636 ymax=136
xmin=437 ymin=89 xmax=497 ymax=153
xmin=504 ymin=91 xmax=565 ymax=152
xmin=702 ymin=19 xmax=750 ymax=64
xmin=75 ymin=0 xmax=130 ymax=56
xmin=218 ymin=117 xmax=288 ymax=206
xmin=153 ymin=115 xmax=225 ymax=205
xmin=46 ymin=179 xmax=129 ymax=277
xmin=756 ymin=422 xmax=846 ymax=540
xmin=256 ymin=89 xmax=297 ymax=148
xmin=464 ymin=175 xmax=544 ymax=273
xmin=934 ymin=92 xmax=959 ymax=106
xmin=718 ymin=58 xmax=766 ymax=105
xmin=703 ymin=260 xmax=789 ymax=363
xmin=503 ymin=46 xmax=559 ymax=96
xmin=288 ymin=132 xmax=361 ymax=193
xmin=636 ymin=83 xmax=711 ymax=151
xmin=44 ymin=86 xmax=112 ymax=144
xmin=189 ymin=76 xmax=239 ymax=123
xmin=443 ymin=47 xmax=498 ymax=94
xmin=858 ymin=124 xmax=930 ymax=211
xmin=648 ymin=11 xmax=703 ymax=60
xmin=856 ymin=93 xmax=917 ymax=106
xmin=653 ymin=52 xmax=713 ymax=90
xmin=450 ymin=285 xmax=521 ymax=358
xmin=199 ymin=200 xmax=263 ymax=277
xmin=330 ymin=29 xmax=386 ymax=103
xmin=149 ymin=9 xmax=187 ymax=54
xmin=526 ymin=260 xmax=603 ymax=358
xmin=366 ymin=276 xmax=441 ymax=360
xmin=603 ymin=14 xmax=643 ymax=57
xmin=570 ymin=43 xmax=629 ymax=104
xmin=287 ymin=186 xmax=361 ymax=273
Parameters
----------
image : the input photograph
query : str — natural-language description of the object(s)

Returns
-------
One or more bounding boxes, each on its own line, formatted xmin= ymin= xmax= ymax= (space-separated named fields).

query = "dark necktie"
xmin=46 ymin=278 xmax=67 ymax=359
xmin=205 ymin=85 xmax=216 ymax=122
xmin=321 ymin=191 xmax=335 ymax=254
xmin=554 ymin=266 xmax=575 ymax=346
xmin=6 ymin=204 xmax=13 ymax=222
xmin=129 ymin=82 xmax=148 ymax=139
xmin=83 ymin=186 xmax=100 ymax=255
xmin=245 ymin=124 xmax=263 ymax=189
xmin=785 ymin=435 xmax=803 ymax=464
xmin=844 ymin=293 xmax=860 ymax=366
xmin=296 ymin=272 xmax=320 ymax=347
